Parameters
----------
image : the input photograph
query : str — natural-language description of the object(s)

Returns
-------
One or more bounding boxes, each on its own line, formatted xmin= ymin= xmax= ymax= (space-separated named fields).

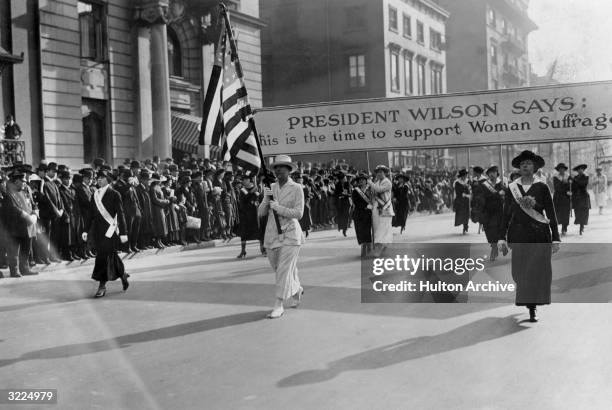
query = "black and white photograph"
xmin=0 ymin=0 xmax=611 ymax=408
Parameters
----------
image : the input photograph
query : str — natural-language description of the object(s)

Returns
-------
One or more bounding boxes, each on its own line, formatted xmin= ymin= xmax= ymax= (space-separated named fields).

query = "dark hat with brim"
xmin=95 ymin=170 xmax=113 ymax=182
xmin=486 ymin=165 xmax=499 ymax=175
xmin=473 ymin=166 xmax=484 ymax=174
xmin=573 ymin=164 xmax=587 ymax=171
xmin=168 ymin=164 xmax=179 ymax=172
xmin=511 ymin=150 xmax=545 ymax=170
xmin=555 ymin=163 xmax=568 ymax=171
xmin=79 ymin=168 xmax=94 ymax=179
xmin=139 ymin=169 xmax=151 ymax=179
xmin=47 ymin=162 xmax=58 ymax=171
xmin=191 ymin=171 xmax=203 ymax=180
xmin=36 ymin=164 xmax=48 ymax=173
xmin=93 ymin=158 xmax=105 ymax=167
xmin=58 ymin=170 xmax=71 ymax=180
xmin=457 ymin=169 xmax=468 ymax=178
xmin=355 ymin=173 xmax=369 ymax=182
xmin=130 ymin=161 xmax=141 ymax=169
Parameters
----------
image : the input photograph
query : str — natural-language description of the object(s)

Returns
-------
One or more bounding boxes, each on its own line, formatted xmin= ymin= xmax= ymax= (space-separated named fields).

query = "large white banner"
xmin=254 ymin=81 xmax=612 ymax=156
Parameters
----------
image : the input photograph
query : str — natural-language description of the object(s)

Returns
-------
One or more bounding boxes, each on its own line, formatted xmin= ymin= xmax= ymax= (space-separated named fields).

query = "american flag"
xmin=199 ymin=15 xmax=262 ymax=174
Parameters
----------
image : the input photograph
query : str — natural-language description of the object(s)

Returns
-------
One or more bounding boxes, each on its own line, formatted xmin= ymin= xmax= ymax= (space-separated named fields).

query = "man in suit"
xmin=2 ymin=170 xmax=38 ymax=277
xmin=115 ymin=169 xmax=142 ymax=252
xmin=135 ymin=169 xmax=154 ymax=249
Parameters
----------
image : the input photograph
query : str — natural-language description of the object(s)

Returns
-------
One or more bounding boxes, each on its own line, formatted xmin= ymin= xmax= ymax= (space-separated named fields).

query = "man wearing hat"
xmin=2 ymin=170 xmax=38 ymax=277
xmin=499 ymin=150 xmax=560 ymax=322
xmin=571 ymin=164 xmax=590 ymax=234
xmin=136 ymin=169 xmax=154 ymax=249
xmin=479 ymin=165 xmax=506 ymax=261
xmin=258 ymin=155 xmax=305 ymax=319
xmin=36 ymin=162 xmax=64 ymax=263
xmin=82 ymin=170 xmax=129 ymax=298
xmin=115 ymin=169 xmax=143 ymax=252
xmin=552 ymin=163 xmax=572 ymax=235
xmin=592 ymin=166 xmax=607 ymax=215
xmin=191 ymin=171 xmax=211 ymax=241
xmin=57 ymin=170 xmax=79 ymax=261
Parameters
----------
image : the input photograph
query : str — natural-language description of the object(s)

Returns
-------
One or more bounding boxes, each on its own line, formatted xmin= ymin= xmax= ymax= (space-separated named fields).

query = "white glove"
xmin=57 ymin=209 xmax=64 ymax=218
xmin=269 ymin=200 xmax=280 ymax=211
xmin=263 ymin=187 xmax=273 ymax=198
xmin=120 ymin=235 xmax=128 ymax=244
xmin=28 ymin=214 xmax=37 ymax=225
xmin=366 ymin=205 xmax=373 ymax=210
xmin=82 ymin=232 xmax=88 ymax=242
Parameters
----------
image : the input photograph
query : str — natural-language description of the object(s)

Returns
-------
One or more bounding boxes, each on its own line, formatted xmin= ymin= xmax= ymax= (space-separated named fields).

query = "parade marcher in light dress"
xmin=592 ymin=167 xmax=608 ymax=214
xmin=369 ymin=165 xmax=394 ymax=255
xmin=258 ymin=155 xmax=305 ymax=319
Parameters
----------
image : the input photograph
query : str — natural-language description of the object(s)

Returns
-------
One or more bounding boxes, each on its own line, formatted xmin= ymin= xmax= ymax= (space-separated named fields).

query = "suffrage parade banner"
xmin=254 ymin=81 xmax=612 ymax=155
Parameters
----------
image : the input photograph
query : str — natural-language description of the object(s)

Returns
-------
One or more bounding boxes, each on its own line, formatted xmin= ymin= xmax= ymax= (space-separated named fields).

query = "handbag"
xmin=186 ymin=215 xmax=201 ymax=230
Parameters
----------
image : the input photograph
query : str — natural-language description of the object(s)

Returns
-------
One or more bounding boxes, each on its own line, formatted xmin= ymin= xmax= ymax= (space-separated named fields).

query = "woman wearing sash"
xmin=480 ymin=166 xmax=506 ymax=261
xmin=352 ymin=173 xmax=373 ymax=258
xmin=499 ymin=151 xmax=560 ymax=322
xmin=453 ymin=169 xmax=471 ymax=234
xmin=571 ymin=164 xmax=590 ymax=235
xmin=82 ymin=170 xmax=129 ymax=298
xmin=552 ymin=163 xmax=571 ymax=236
xmin=369 ymin=165 xmax=394 ymax=256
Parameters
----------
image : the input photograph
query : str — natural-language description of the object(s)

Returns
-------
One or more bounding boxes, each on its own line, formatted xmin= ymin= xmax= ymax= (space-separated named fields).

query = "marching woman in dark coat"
xmin=351 ymin=173 xmax=373 ymax=258
xmin=334 ymin=172 xmax=352 ymax=236
xmin=571 ymin=164 xmax=590 ymax=235
xmin=499 ymin=151 xmax=560 ymax=322
xmin=480 ymin=166 xmax=506 ymax=261
xmin=392 ymin=174 xmax=409 ymax=233
xmin=453 ymin=169 xmax=471 ymax=234
xmin=82 ymin=170 xmax=128 ymax=298
xmin=236 ymin=175 xmax=261 ymax=258
xmin=552 ymin=163 xmax=572 ymax=236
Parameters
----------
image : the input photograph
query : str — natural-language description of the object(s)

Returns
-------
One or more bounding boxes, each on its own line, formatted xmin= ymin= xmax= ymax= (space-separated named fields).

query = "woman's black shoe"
xmin=528 ymin=307 xmax=538 ymax=322
xmin=94 ymin=287 xmax=106 ymax=298
xmin=121 ymin=274 xmax=130 ymax=291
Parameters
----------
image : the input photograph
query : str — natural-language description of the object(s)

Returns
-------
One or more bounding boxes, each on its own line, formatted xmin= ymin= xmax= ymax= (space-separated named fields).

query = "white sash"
xmin=94 ymin=190 xmax=118 ymax=238
xmin=354 ymin=187 xmax=370 ymax=204
xmin=482 ymin=179 xmax=498 ymax=194
xmin=509 ymin=181 xmax=549 ymax=224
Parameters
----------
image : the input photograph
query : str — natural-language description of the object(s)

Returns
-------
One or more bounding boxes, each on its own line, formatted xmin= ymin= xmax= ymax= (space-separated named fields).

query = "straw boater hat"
xmin=573 ymin=164 xmax=587 ymax=172
xmin=511 ymin=150 xmax=545 ymax=170
xmin=374 ymin=164 xmax=389 ymax=174
xmin=270 ymin=154 xmax=298 ymax=172
xmin=555 ymin=163 xmax=568 ymax=171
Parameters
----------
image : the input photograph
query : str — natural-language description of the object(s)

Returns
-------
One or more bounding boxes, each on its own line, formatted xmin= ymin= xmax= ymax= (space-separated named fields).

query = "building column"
xmin=134 ymin=0 xmax=172 ymax=160
xmin=150 ymin=23 xmax=172 ymax=159
xmin=135 ymin=26 xmax=153 ymax=159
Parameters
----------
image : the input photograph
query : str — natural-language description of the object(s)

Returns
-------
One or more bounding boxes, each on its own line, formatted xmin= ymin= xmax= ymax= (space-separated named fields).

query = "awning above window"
xmin=171 ymin=111 xmax=202 ymax=154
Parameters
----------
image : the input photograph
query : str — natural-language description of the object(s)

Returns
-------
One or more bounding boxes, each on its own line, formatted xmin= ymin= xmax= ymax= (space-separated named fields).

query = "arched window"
xmin=167 ymin=27 xmax=182 ymax=77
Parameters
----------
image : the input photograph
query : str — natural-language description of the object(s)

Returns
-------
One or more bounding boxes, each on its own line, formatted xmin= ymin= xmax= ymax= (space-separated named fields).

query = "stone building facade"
xmin=0 ymin=0 xmax=264 ymax=168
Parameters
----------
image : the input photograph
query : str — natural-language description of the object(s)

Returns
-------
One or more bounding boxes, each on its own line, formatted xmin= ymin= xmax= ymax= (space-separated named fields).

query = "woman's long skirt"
xmin=91 ymin=236 xmax=125 ymax=282
xmin=372 ymin=211 xmax=393 ymax=244
xmin=267 ymin=245 xmax=301 ymax=300
xmin=353 ymin=215 xmax=372 ymax=245
xmin=510 ymin=242 xmax=552 ymax=306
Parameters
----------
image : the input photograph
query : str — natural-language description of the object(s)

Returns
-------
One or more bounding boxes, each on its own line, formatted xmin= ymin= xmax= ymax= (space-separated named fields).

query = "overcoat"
xmin=150 ymin=184 xmax=169 ymax=237
xmin=453 ymin=181 xmax=470 ymax=227
xmin=571 ymin=174 xmax=590 ymax=225
xmin=500 ymin=180 xmax=560 ymax=306
xmin=552 ymin=175 xmax=571 ymax=227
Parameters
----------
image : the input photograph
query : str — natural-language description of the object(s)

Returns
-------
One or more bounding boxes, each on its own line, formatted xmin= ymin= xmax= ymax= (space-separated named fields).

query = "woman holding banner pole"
xmin=499 ymin=150 xmax=560 ymax=323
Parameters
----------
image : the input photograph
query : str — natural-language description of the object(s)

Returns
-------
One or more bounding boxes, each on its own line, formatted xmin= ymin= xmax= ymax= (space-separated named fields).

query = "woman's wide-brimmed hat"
xmin=486 ymin=165 xmax=498 ymax=175
xmin=457 ymin=169 xmax=468 ymax=178
xmin=573 ymin=164 xmax=587 ymax=171
xmin=355 ymin=173 xmax=369 ymax=182
xmin=270 ymin=154 xmax=298 ymax=172
xmin=374 ymin=164 xmax=389 ymax=174
xmin=473 ymin=166 xmax=484 ymax=174
xmin=511 ymin=150 xmax=545 ymax=170
xmin=555 ymin=163 xmax=568 ymax=171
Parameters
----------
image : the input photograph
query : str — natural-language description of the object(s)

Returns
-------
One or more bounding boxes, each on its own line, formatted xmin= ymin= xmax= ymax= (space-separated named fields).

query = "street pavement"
xmin=1 ymin=208 xmax=611 ymax=410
